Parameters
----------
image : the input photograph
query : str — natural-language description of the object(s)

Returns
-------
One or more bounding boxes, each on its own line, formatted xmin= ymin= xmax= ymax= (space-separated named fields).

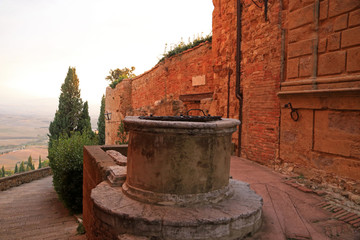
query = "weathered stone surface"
xmin=107 ymin=165 xmax=126 ymax=187
xmin=347 ymin=46 xmax=360 ymax=72
xmin=0 ymin=167 xmax=52 ymax=191
xmin=91 ymin=180 xmax=263 ymax=240
xmin=342 ymin=26 xmax=360 ymax=48
xmin=329 ymin=0 xmax=360 ymax=17
xmin=349 ymin=8 xmax=360 ymax=27
xmin=123 ymin=116 xmax=240 ymax=205
xmin=318 ymin=51 xmax=346 ymax=75
xmin=118 ymin=234 xmax=149 ymax=240
xmin=106 ymin=150 xmax=127 ymax=166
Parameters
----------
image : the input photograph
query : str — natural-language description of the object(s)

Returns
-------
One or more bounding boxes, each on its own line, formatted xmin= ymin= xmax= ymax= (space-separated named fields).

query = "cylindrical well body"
xmin=123 ymin=116 xmax=240 ymax=204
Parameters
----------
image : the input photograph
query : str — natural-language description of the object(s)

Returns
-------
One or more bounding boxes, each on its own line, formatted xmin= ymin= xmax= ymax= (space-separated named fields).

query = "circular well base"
xmin=91 ymin=180 xmax=263 ymax=240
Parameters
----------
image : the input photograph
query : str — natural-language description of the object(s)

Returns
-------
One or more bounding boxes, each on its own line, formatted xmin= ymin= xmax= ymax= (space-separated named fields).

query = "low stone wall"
xmin=83 ymin=145 xmax=127 ymax=240
xmin=0 ymin=167 xmax=52 ymax=191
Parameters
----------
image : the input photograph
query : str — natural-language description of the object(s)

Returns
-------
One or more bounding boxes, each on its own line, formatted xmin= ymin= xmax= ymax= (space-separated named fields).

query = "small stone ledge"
xmin=107 ymin=165 xmax=127 ymax=187
xmin=0 ymin=167 xmax=52 ymax=191
xmin=106 ymin=150 xmax=127 ymax=166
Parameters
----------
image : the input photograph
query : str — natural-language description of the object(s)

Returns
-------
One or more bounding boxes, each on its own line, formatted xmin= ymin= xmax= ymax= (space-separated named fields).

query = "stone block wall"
xmin=0 ymin=167 xmax=52 ymax=191
xmin=278 ymin=0 xmax=360 ymax=190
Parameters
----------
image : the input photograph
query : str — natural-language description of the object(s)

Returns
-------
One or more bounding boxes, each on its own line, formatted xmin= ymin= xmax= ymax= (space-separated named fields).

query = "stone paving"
xmin=1 ymin=158 xmax=360 ymax=240
xmin=0 ymin=176 xmax=84 ymax=240
xmin=230 ymin=157 xmax=360 ymax=240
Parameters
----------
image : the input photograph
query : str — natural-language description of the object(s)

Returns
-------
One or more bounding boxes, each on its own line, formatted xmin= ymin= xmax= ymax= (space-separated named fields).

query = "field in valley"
xmin=0 ymin=145 xmax=48 ymax=170
xmin=0 ymin=113 xmax=51 ymax=170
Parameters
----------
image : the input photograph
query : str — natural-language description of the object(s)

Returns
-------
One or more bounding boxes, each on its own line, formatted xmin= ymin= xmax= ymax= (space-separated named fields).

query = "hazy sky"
xmin=0 ymin=0 xmax=213 ymax=116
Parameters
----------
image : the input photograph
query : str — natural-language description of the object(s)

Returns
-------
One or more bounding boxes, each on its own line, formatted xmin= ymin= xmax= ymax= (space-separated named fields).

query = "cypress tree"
xmin=19 ymin=161 xmax=25 ymax=173
xmin=27 ymin=155 xmax=34 ymax=170
xmin=77 ymin=101 xmax=92 ymax=134
xmin=38 ymin=156 xmax=42 ymax=169
xmin=14 ymin=164 xmax=18 ymax=173
xmin=48 ymin=67 xmax=83 ymax=148
xmin=1 ymin=166 xmax=5 ymax=177
xmin=97 ymin=95 xmax=105 ymax=145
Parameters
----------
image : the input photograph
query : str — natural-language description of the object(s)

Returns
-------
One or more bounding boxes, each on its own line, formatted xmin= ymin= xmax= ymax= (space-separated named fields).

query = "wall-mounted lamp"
xmin=105 ymin=111 xmax=112 ymax=121
xmin=251 ymin=0 xmax=268 ymax=21
xmin=284 ymin=102 xmax=299 ymax=121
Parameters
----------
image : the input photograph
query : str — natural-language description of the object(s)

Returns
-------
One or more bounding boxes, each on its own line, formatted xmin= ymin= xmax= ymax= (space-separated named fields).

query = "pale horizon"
xmin=0 ymin=0 xmax=213 ymax=118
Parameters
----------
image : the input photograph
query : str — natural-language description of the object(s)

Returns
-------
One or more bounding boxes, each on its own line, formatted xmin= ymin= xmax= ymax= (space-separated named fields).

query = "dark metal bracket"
xmin=185 ymin=109 xmax=208 ymax=116
xmin=251 ymin=0 xmax=268 ymax=21
xmin=284 ymin=102 xmax=299 ymax=121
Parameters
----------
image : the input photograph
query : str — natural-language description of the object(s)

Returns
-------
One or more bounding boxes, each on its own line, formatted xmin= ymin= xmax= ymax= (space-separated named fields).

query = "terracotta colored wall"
xmin=104 ymin=0 xmax=360 ymax=190
xmin=278 ymin=0 xmax=360 ymax=189
xmin=105 ymin=79 xmax=132 ymax=145
xmin=131 ymin=42 xmax=214 ymax=110
xmin=83 ymin=145 xmax=127 ymax=240
xmin=211 ymin=0 xmax=282 ymax=163
xmin=105 ymin=43 xmax=214 ymax=144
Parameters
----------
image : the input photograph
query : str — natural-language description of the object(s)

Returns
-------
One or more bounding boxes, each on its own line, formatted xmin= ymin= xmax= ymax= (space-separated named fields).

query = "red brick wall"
xmin=104 ymin=0 xmax=360 ymax=191
xmin=211 ymin=0 xmax=282 ymax=163
xmin=83 ymin=146 xmax=127 ymax=240
xmin=131 ymin=43 xmax=214 ymax=110
xmin=105 ymin=43 xmax=214 ymax=144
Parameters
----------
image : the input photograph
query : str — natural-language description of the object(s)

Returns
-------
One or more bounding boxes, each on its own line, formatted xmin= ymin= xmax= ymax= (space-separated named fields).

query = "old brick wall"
xmin=104 ymin=0 xmax=360 ymax=191
xmin=83 ymin=145 xmax=127 ymax=240
xmin=211 ymin=0 xmax=282 ymax=163
xmin=105 ymin=79 xmax=132 ymax=145
xmin=278 ymin=0 xmax=360 ymax=189
xmin=105 ymin=43 xmax=214 ymax=144
xmin=131 ymin=42 xmax=214 ymax=111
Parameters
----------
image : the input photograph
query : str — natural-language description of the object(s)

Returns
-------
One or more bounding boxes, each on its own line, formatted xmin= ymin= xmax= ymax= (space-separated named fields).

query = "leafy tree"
xmin=49 ymin=131 xmax=97 ymax=213
xmin=1 ymin=166 xmax=5 ymax=177
xmin=38 ymin=156 xmax=42 ymax=169
xmin=19 ymin=161 xmax=25 ymax=172
xmin=97 ymin=95 xmax=105 ymax=145
xmin=105 ymin=66 xmax=136 ymax=89
xmin=77 ymin=101 xmax=92 ymax=135
xmin=42 ymin=159 xmax=50 ymax=168
xmin=48 ymin=67 xmax=83 ymax=147
xmin=14 ymin=164 xmax=18 ymax=173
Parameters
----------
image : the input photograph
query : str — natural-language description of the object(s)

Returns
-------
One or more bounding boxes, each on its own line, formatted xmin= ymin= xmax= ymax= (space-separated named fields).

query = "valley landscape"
xmin=0 ymin=113 xmax=51 ymax=170
xmin=0 ymin=111 xmax=99 ymax=171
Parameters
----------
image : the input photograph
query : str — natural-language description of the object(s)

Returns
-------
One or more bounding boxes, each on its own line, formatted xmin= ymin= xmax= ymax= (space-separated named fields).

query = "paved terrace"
xmin=0 ymin=176 xmax=84 ymax=240
xmin=0 ymin=157 xmax=359 ymax=239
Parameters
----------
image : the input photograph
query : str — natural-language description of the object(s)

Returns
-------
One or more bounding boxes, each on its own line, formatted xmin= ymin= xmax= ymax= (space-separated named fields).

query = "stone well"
xmin=90 ymin=116 xmax=263 ymax=240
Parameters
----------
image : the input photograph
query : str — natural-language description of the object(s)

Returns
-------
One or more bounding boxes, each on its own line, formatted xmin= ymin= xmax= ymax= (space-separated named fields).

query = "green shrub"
xmin=49 ymin=131 xmax=97 ymax=213
xmin=158 ymin=33 xmax=212 ymax=63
